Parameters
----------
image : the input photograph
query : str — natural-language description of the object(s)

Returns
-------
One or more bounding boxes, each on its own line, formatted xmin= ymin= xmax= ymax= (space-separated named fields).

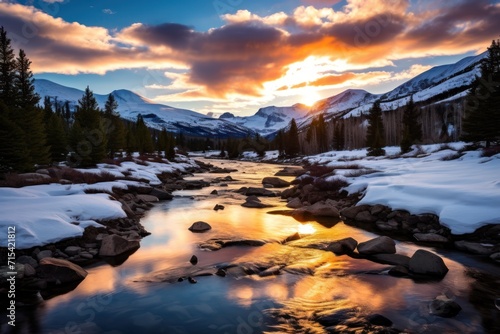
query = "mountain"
xmin=218 ymin=104 xmax=309 ymax=135
xmin=34 ymin=79 xmax=254 ymax=138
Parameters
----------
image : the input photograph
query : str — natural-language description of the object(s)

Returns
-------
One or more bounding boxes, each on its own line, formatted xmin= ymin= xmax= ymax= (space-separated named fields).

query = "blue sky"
xmin=1 ymin=0 xmax=498 ymax=115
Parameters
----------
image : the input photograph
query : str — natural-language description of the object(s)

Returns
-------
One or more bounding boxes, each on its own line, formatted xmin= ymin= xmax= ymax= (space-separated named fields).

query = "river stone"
xmin=190 ymin=255 xmax=198 ymax=265
xmin=188 ymin=221 xmax=212 ymax=233
xmin=149 ymin=188 xmax=173 ymax=200
xmin=24 ymin=263 xmax=36 ymax=277
xmin=17 ymin=255 xmax=38 ymax=268
xmin=64 ymin=246 xmax=82 ymax=256
xmin=99 ymin=235 xmax=140 ymax=257
xmin=305 ymin=201 xmax=340 ymax=218
xmin=136 ymin=194 xmax=159 ymax=203
xmin=388 ymin=265 xmax=409 ymax=277
xmin=367 ymin=314 xmax=393 ymax=327
xmin=244 ymin=187 xmax=276 ymax=197
xmin=454 ymin=240 xmax=493 ymax=255
xmin=341 ymin=205 xmax=371 ymax=220
xmin=286 ymin=198 xmax=303 ymax=209
xmin=355 ymin=210 xmax=377 ymax=223
xmin=259 ymin=265 xmax=282 ymax=277
xmin=37 ymin=250 xmax=53 ymax=261
xmin=210 ymin=189 xmax=218 ymax=195
xmin=429 ymin=295 xmax=462 ymax=317
xmin=242 ymin=200 xmax=273 ymax=208
xmin=369 ymin=253 xmax=410 ymax=267
xmin=409 ymin=249 xmax=448 ymax=278
xmin=357 ymin=236 xmax=396 ymax=255
xmin=262 ymin=177 xmax=290 ymax=188
xmin=491 ymin=252 xmax=500 ymax=263
xmin=326 ymin=237 xmax=358 ymax=255
xmin=213 ymin=204 xmax=225 ymax=211
xmin=414 ymin=233 xmax=449 ymax=243
xmin=37 ymin=257 xmax=87 ymax=284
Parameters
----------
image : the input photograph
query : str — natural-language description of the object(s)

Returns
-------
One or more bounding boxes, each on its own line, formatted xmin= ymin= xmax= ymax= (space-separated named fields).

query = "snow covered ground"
xmin=0 ymin=158 xmax=198 ymax=249
xmin=305 ymin=143 xmax=500 ymax=234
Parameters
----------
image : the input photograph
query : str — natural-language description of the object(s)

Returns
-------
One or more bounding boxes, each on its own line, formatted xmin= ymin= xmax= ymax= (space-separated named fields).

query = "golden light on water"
xmin=298 ymin=223 xmax=316 ymax=235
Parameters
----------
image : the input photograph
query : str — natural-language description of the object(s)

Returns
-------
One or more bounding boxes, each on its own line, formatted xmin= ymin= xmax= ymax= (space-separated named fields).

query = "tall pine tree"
xmin=462 ymin=39 xmax=500 ymax=148
xmin=0 ymin=27 xmax=16 ymax=111
xmin=285 ymin=118 xmax=300 ymax=156
xmin=135 ymin=114 xmax=154 ymax=154
xmin=400 ymin=96 xmax=422 ymax=153
xmin=366 ymin=100 xmax=385 ymax=156
xmin=103 ymin=93 xmax=125 ymax=157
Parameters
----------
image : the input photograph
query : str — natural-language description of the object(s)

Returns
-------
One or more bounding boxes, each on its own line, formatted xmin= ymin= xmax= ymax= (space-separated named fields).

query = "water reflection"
xmin=8 ymin=158 xmax=500 ymax=333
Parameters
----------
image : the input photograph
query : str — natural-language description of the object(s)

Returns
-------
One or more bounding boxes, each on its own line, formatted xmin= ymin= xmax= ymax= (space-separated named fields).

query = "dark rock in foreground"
xmin=357 ymin=236 xmax=396 ymax=255
xmin=188 ymin=221 xmax=212 ymax=233
xmin=262 ymin=177 xmax=291 ymax=188
xmin=408 ymin=249 xmax=448 ymax=278
xmin=37 ymin=257 xmax=87 ymax=284
xmin=99 ymin=235 xmax=140 ymax=257
xmin=429 ymin=295 xmax=462 ymax=317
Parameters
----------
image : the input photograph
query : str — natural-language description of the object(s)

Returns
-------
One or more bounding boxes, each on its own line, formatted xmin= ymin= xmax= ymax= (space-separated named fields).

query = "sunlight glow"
xmin=300 ymin=85 xmax=321 ymax=106
xmin=298 ymin=223 xmax=316 ymax=235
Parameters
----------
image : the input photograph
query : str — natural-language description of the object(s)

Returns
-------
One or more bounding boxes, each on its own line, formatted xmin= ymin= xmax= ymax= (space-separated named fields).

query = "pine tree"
xmin=462 ymin=39 xmax=500 ymax=148
xmin=333 ymin=121 xmax=345 ymax=150
xmin=135 ymin=114 xmax=154 ymax=154
xmin=400 ymin=96 xmax=422 ymax=153
xmin=366 ymin=100 xmax=386 ymax=156
xmin=285 ymin=118 xmax=300 ymax=156
xmin=103 ymin=94 xmax=125 ymax=157
xmin=0 ymin=114 xmax=31 ymax=172
xmin=46 ymin=113 xmax=68 ymax=162
xmin=0 ymin=27 xmax=16 ymax=110
xmin=73 ymin=86 xmax=107 ymax=166
xmin=14 ymin=49 xmax=50 ymax=165
xmin=275 ymin=130 xmax=285 ymax=157
xmin=316 ymin=113 xmax=328 ymax=153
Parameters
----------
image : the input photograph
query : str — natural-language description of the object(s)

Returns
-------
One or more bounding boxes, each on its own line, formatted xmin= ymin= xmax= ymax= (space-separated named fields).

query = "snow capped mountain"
xmin=34 ymin=79 xmax=254 ymax=138
xmin=219 ymin=104 xmax=310 ymax=135
xmin=310 ymin=89 xmax=380 ymax=117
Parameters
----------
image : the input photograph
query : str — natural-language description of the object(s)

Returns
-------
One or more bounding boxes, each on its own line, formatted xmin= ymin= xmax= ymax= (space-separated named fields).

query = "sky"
xmin=0 ymin=0 xmax=499 ymax=116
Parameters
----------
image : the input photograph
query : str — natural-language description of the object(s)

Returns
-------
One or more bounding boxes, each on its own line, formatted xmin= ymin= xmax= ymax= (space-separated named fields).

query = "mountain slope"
xmin=34 ymin=79 xmax=254 ymax=138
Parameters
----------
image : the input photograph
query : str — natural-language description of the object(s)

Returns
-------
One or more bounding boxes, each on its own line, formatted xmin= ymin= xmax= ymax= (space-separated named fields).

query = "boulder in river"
xmin=37 ymin=257 xmax=88 ymax=284
xmin=262 ymin=177 xmax=290 ymax=188
xmin=99 ymin=234 xmax=140 ymax=257
xmin=326 ymin=237 xmax=358 ymax=255
xmin=408 ymin=249 xmax=448 ymax=278
xmin=357 ymin=236 xmax=396 ymax=255
xmin=286 ymin=198 xmax=303 ymax=209
xmin=244 ymin=187 xmax=277 ymax=197
xmin=454 ymin=240 xmax=494 ymax=255
xmin=429 ymin=295 xmax=462 ymax=317
xmin=188 ymin=221 xmax=212 ymax=233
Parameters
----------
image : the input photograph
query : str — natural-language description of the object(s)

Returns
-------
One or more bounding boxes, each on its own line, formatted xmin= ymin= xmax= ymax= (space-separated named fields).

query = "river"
xmin=9 ymin=159 xmax=500 ymax=334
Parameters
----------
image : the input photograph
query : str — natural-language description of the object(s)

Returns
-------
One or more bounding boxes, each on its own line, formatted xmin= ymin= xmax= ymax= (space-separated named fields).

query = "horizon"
xmin=1 ymin=0 xmax=498 ymax=116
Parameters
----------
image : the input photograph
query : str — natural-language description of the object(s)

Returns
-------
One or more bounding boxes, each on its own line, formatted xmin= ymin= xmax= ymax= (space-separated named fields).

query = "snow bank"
xmin=306 ymin=144 xmax=500 ymax=234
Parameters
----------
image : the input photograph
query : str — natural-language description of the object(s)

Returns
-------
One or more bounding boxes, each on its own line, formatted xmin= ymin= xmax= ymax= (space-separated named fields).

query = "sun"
xmin=300 ymin=86 xmax=321 ymax=106
xmin=298 ymin=223 xmax=316 ymax=235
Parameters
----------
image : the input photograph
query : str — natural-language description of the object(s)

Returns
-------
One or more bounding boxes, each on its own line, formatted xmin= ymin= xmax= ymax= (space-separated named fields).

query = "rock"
xmin=429 ymin=295 xmax=462 ymax=317
xmin=409 ymin=249 xmax=448 ymax=278
xmin=188 ymin=277 xmax=197 ymax=284
xmin=369 ymin=253 xmax=410 ymax=267
xmin=376 ymin=220 xmax=399 ymax=232
xmin=490 ymin=252 xmax=500 ymax=263
xmin=136 ymin=194 xmax=159 ymax=203
xmin=388 ymin=265 xmax=409 ymax=277
xmin=241 ymin=200 xmax=273 ymax=208
xmin=340 ymin=205 xmax=371 ymax=220
xmin=414 ymin=233 xmax=449 ymax=243
xmin=64 ymin=246 xmax=82 ymax=256
xmin=244 ymin=187 xmax=276 ymax=197
xmin=367 ymin=314 xmax=393 ymax=327
xmin=286 ymin=198 xmax=303 ymax=209
xmin=304 ymin=201 xmax=340 ymax=217
xmin=188 ymin=221 xmax=212 ymax=233
xmin=190 ymin=255 xmax=198 ymax=265
xmin=18 ymin=173 xmax=51 ymax=182
xmin=215 ymin=268 xmax=227 ymax=277
xmin=370 ymin=205 xmax=387 ymax=216
xmin=326 ymin=237 xmax=358 ymax=255
xmin=357 ymin=236 xmax=396 ymax=255
xmin=120 ymin=201 xmax=135 ymax=217
xmin=24 ymin=263 xmax=36 ymax=277
xmin=149 ymin=188 xmax=173 ymax=200
xmin=37 ymin=250 xmax=53 ymax=261
xmin=17 ymin=255 xmax=38 ymax=268
xmin=355 ymin=210 xmax=377 ymax=223
xmin=274 ymin=167 xmax=306 ymax=177
xmin=246 ymin=195 xmax=261 ymax=202
xmin=37 ymin=257 xmax=88 ymax=284
xmin=259 ymin=265 xmax=282 ymax=277
xmin=99 ymin=235 xmax=140 ymax=257
xmin=210 ymin=189 xmax=218 ymax=195
xmin=454 ymin=240 xmax=493 ymax=255
xmin=213 ymin=204 xmax=225 ymax=211
xmin=79 ymin=252 xmax=93 ymax=259
xmin=283 ymin=232 xmax=301 ymax=243
xmin=262 ymin=177 xmax=290 ymax=188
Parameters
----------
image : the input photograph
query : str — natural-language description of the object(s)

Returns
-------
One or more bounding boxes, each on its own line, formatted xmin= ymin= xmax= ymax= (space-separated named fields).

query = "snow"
xmin=0 ymin=156 xmax=200 ymax=249
xmin=305 ymin=143 xmax=500 ymax=234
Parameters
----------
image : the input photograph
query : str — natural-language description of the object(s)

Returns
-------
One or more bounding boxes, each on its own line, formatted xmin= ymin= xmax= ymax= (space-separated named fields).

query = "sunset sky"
xmin=1 ymin=0 xmax=499 ymax=116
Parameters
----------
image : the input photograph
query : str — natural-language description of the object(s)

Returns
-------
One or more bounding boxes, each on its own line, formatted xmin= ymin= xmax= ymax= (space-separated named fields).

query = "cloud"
xmin=41 ymin=0 xmax=65 ymax=3
xmin=0 ymin=0 xmax=498 ymax=103
xmin=102 ymin=9 xmax=115 ymax=15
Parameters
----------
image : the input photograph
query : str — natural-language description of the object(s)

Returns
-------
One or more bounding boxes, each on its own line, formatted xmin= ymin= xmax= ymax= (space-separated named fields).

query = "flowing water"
xmin=6 ymin=159 xmax=500 ymax=334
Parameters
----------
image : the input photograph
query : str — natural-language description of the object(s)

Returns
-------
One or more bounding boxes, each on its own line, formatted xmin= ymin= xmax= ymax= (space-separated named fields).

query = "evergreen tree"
xmin=14 ymin=49 xmax=50 ymax=165
xmin=103 ymin=94 xmax=125 ymax=157
xmin=285 ymin=118 xmax=300 ymax=156
xmin=316 ymin=113 xmax=328 ymax=153
xmin=0 ymin=27 xmax=16 ymax=110
xmin=73 ymin=86 xmax=107 ymax=166
xmin=46 ymin=113 xmax=68 ymax=162
xmin=0 ymin=114 xmax=31 ymax=172
xmin=275 ymin=130 xmax=285 ymax=157
xmin=400 ymin=96 xmax=422 ymax=153
xmin=333 ymin=122 xmax=345 ymax=150
xmin=462 ymin=39 xmax=500 ymax=148
xmin=366 ymin=100 xmax=386 ymax=156
xmin=135 ymin=114 xmax=154 ymax=154
xmin=43 ymin=96 xmax=53 ymax=122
